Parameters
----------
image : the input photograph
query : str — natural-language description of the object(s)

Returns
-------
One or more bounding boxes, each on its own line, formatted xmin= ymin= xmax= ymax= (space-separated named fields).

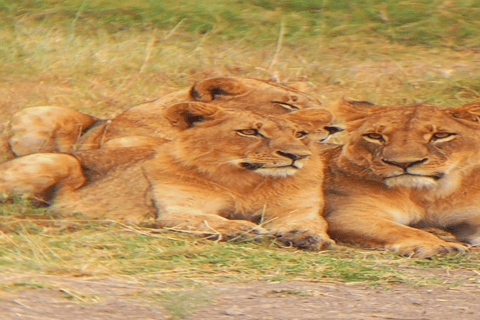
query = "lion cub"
xmin=1 ymin=102 xmax=338 ymax=250
xmin=323 ymin=98 xmax=480 ymax=257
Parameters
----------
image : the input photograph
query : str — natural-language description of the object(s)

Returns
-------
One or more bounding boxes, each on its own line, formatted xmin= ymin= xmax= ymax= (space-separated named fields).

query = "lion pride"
xmin=323 ymin=98 xmax=480 ymax=257
xmin=1 ymin=102 xmax=338 ymax=250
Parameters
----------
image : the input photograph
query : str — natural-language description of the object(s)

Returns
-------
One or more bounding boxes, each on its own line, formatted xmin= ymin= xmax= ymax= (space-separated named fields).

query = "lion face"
xmin=164 ymin=102 xmax=335 ymax=178
xmin=335 ymin=99 xmax=480 ymax=190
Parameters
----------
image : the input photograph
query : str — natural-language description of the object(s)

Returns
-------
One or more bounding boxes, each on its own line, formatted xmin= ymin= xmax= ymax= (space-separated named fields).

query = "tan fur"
xmin=3 ymin=102 xmax=336 ymax=250
xmin=0 ymin=153 xmax=85 ymax=203
xmin=323 ymin=98 xmax=480 ymax=257
xmin=6 ymin=106 xmax=99 ymax=156
xmin=0 ymin=132 xmax=15 ymax=163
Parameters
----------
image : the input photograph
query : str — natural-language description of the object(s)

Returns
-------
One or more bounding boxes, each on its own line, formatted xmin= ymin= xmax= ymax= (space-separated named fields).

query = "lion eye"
xmin=237 ymin=129 xmax=261 ymax=136
xmin=431 ymin=132 xmax=456 ymax=142
xmin=272 ymin=101 xmax=300 ymax=111
xmin=295 ymin=131 xmax=308 ymax=139
xmin=363 ymin=133 xmax=385 ymax=142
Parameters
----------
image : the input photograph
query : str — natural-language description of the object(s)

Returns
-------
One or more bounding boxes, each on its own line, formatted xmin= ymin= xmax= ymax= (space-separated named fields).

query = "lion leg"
xmin=0 ymin=153 xmax=85 ymax=204
xmin=154 ymin=206 xmax=268 ymax=241
xmin=262 ymin=210 xmax=334 ymax=251
xmin=327 ymin=213 xmax=467 ymax=258
xmin=8 ymin=106 xmax=99 ymax=156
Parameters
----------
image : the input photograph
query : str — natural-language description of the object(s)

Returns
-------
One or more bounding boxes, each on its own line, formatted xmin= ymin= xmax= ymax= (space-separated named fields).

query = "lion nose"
xmin=276 ymin=150 xmax=311 ymax=161
xmin=324 ymin=126 xmax=344 ymax=135
xmin=382 ymin=158 xmax=428 ymax=170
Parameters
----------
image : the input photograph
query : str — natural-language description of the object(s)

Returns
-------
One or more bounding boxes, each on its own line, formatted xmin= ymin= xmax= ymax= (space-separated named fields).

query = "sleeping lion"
xmin=1 ymin=102 xmax=338 ymax=250
xmin=323 ymin=98 xmax=480 ymax=258
xmin=1 ymin=77 xmax=323 ymax=160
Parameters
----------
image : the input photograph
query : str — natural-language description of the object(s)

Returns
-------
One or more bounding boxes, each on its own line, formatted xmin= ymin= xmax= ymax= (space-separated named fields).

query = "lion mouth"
xmin=386 ymin=173 xmax=444 ymax=181
xmin=240 ymin=162 xmax=300 ymax=171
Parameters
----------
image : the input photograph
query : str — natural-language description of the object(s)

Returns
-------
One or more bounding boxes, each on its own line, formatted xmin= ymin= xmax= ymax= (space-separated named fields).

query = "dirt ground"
xmin=1 ymin=267 xmax=480 ymax=320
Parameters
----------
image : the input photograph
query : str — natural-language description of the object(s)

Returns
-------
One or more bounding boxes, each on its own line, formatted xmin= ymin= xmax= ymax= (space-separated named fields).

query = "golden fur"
xmin=3 ymin=106 xmax=98 ymax=158
xmin=0 ymin=153 xmax=85 ymax=203
xmin=1 ymin=102 xmax=336 ymax=250
xmin=323 ymin=98 xmax=480 ymax=257
xmin=1 ymin=77 xmax=322 ymax=161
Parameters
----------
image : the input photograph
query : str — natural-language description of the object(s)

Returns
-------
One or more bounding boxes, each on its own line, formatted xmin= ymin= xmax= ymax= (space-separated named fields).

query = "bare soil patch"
xmin=2 ymin=267 xmax=480 ymax=320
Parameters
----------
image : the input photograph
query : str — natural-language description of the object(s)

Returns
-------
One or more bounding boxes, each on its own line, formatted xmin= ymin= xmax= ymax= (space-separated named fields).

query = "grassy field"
xmin=1 ymin=0 xmax=480 ymax=312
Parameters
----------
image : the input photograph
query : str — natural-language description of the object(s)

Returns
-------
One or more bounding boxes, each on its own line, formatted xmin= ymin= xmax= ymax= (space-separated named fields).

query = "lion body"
xmin=323 ymin=99 xmax=480 ymax=257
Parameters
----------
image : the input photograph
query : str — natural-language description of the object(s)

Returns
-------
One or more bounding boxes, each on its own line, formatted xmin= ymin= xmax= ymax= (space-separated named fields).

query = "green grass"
xmin=3 ymin=0 xmax=480 ymax=47
xmin=1 ymin=3 xmax=480 ymax=314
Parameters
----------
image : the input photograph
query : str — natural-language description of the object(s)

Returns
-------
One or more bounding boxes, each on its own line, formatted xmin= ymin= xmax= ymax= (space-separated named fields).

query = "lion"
xmin=0 ymin=102 xmax=338 ymax=250
xmin=1 ymin=77 xmax=323 ymax=161
xmin=322 ymin=98 xmax=480 ymax=258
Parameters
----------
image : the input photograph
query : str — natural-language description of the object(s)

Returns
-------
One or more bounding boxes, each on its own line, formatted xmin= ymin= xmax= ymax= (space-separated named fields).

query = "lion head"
xmin=163 ymin=101 xmax=335 ymax=179
xmin=159 ymin=76 xmax=323 ymax=114
xmin=333 ymin=98 xmax=480 ymax=192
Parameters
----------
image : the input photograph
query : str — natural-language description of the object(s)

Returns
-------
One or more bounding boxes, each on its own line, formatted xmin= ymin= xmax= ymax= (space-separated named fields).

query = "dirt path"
xmin=1 ymin=268 xmax=480 ymax=320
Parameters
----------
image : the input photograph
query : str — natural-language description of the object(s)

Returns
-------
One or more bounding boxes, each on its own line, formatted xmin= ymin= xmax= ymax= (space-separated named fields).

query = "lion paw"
xmin=275 ymin=229 xmax=334 ymax=251
xmin=155 ymin=217 xmax=269 ymax=243
xmin=388 ymin=240 xmax=467 ymax=258
xmin=211 ymin=221 xmax=269 ymax=242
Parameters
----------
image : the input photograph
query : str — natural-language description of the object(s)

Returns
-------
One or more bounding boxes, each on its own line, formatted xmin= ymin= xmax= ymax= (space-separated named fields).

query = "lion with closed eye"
xmin=1 ymin=77 xmax=322 ymax=161
xmin=323 ymin=98 xmax=480 ymax=258
xmin=1 ymin=102 xmax=337 ymax=250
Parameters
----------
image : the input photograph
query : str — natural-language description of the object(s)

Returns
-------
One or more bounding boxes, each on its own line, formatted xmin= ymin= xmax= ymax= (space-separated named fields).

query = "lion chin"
xmin=384 ymin=175 xmax=439 ymax=188
xmin=255 ymin=167 xmax=298 ymax=177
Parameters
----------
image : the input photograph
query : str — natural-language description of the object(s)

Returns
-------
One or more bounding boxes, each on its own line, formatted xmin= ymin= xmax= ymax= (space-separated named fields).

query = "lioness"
xmin=323 ymin=98 xmax=480 ymax=257
xmin=1 ymin=102 xmax=337 ymax=250
xmin=1 ymin=77 xmax=323 ymax=159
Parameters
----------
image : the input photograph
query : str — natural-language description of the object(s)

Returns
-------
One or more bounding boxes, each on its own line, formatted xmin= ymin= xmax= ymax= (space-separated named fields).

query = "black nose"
xmin=324 ymin=126 xmax=344 ymax=135
xmin=382 ymin=158 xmax=428 ymax=170
xmin=277 ymin=150 xmax=310 ymax=161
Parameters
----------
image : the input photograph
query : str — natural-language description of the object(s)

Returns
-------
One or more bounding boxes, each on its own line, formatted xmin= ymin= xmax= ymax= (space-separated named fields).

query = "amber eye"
xmin=363 ymin=133 xmax=385 ymax=142
xmin=237 ymin=129 xmax=261 ymax=136
xmin=295 ymin=131 xmax=308 ymax=138
xmin=431 ymin=132 xmax=456 ymax=142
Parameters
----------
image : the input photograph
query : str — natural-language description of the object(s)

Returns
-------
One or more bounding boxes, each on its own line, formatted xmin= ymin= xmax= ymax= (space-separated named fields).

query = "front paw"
xmin=275 ymin=229 xmax=334 ymax=251
xmin=388 ymin=240 xmax=467 ymax=258
xmin=217 ymin=221 xmax=269 ymax=242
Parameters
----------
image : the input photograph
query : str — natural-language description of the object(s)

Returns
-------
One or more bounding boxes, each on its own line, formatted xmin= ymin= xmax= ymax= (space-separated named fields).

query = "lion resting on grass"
xmin=1 ymin=77 xmax=323 ymax=161
xmin=323 ymin=98 xmax=480 ymax=257
xmin=1 ymin=102 xmax=337 ymax=250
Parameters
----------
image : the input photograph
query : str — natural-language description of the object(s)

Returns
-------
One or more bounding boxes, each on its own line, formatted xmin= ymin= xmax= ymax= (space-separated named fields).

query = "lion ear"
xmin=448 ymin=101 xmax=480 ymax=123
xmin=331 ymin=97 xmax=379 ymax=122
xmin=164 ymin=102 xmax=224 ymax=130
xmin=282 ymin=109 xmax=333 ymax=129
xmin=189 ymin=77 xmax=248 ymax=102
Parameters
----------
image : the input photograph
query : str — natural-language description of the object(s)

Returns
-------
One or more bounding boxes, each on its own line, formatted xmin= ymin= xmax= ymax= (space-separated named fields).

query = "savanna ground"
xmin=1 ymin=0 xmax=480 ymax=319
